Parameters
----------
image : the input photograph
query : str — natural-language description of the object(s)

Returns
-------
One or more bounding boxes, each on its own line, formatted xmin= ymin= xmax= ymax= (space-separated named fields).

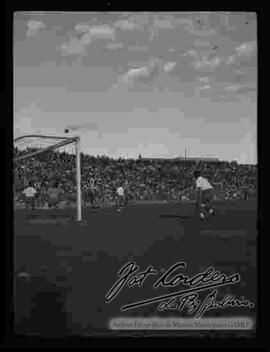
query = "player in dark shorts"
xmin=22 ymin=181 xmax=37 ymax=210
xmin=87 ymin=179 xmax=97 ymax=208
xmin=116 ymin=184 xmax=125 ymax=212
xmin=48 ymin=182 xmax=61 ymax=208
xmin=124 ymin=180 xmax=129 ymax=205
xmin=194 ymin=170 xmax=215 ymax=220
xmin=39 ymin=181 xmax=48 ymax=208
xmin=242 ymin=186 xmax=249 ymax=200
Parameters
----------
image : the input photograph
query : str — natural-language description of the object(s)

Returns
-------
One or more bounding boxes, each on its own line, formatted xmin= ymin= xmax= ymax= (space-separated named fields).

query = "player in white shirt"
xmin=116 ymin=184 xmax=125 ymax=212
xmin=194 ymin=170 xmax=215 ymax=220
xmin=22 ymin=181 xmax=37 ymax=210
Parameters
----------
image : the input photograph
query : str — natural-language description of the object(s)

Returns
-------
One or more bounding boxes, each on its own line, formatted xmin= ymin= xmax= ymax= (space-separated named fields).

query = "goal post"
xmin=14 ymin=134 xmax=82 ymax=222
xmin=75 ymin=138 xmax=82 ymax=222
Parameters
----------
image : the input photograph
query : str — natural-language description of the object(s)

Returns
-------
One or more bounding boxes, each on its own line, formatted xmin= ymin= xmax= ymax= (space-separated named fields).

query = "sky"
xmin=14 ymin=12 xmax=257 ymax=164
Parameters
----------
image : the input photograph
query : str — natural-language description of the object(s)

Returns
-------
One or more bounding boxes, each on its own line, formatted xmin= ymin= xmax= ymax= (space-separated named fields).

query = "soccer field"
xmin=14 ymin=200 xmax=257 ymax=336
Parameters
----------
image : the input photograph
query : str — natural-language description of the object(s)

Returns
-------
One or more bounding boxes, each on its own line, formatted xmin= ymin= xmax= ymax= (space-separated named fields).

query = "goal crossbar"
xmin=14 ymin=136 xmax=79 ymax=163
xmin=14 ymin=134 xmax=78 ymax=142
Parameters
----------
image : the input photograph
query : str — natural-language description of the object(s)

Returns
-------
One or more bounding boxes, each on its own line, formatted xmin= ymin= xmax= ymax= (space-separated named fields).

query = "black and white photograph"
xmin=13 ymin=11 xmax=257 ymax=338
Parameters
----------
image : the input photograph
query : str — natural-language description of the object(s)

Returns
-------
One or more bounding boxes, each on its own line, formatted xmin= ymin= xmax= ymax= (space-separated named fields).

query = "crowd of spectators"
xmin=14 ymin=147 xmax=257 ymax=207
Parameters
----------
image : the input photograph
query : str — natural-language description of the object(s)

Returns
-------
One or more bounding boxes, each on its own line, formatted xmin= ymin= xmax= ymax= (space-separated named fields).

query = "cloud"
xmin=75 ymin=23 xmax=91 ymax=33
xmin=174 ymin=17 xmax=194 ymax=30
xmin=194 ymin=56 xmax=221 ymax=70
xmin=225 ymin=84 xmax=256 ymax=95
xmin=115 ymin=13 xmax=150 ymax=37
xmin=114 ymin=19 xmax=139 ymax=31
xmin=114 ymin=60 xmax=161 ymax=88
xmin=89 ymin=25 xmax=115 ymax=40
xmin=60 ymin=23 xmax=116 ymax=55
xmin=225 ymin=85 xmax=240 ymax=92
xmin=224 ymin=41 xmax=256 ymax=67
xmin=149 ymin=15 xmax=190 ymax=40
xmin=199 ymin=77 xmax=210 ymax=83
xmin=111 ymin=67 xmax=150 ymax=89
xmin=122 ymin=66 xmax=150 ymax=82
xmin=235 ymin=41 xmax=256 ymax=56
xmin=164 ymin=62 xmax=177 ymax=73
xmin=59 ymin=38 xmax=86 ymax=56
xmin=26 ymin=20 xmax=46 ymax=36
xmin=80 ymin=33 xmax=91 ymax=45
xmin=183 ymin=50 xmax=198 ymax=57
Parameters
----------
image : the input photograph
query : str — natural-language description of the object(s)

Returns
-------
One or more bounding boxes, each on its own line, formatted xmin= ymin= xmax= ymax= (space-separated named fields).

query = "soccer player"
xmin=22 ymin=181 xmax=37 ymax=210
xmin=116 ymin=183 xmax=125 ymax=212
xmin=87 ymin=178 xmax=97 ymax=208
xmin=47 ymin=181 xmax=61 ymax=208
xmin=38 ymin=181 xmax=48 ymax=209
xmin=124 ymin=180 xmax=129 ymax=205
xmin=193 ymin=170 xmax=215 ymax=220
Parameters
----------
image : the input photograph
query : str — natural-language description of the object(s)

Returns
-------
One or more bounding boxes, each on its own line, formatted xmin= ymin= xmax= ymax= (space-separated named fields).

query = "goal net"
xmin=13 ymin=134 xmax=82 ymax=221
